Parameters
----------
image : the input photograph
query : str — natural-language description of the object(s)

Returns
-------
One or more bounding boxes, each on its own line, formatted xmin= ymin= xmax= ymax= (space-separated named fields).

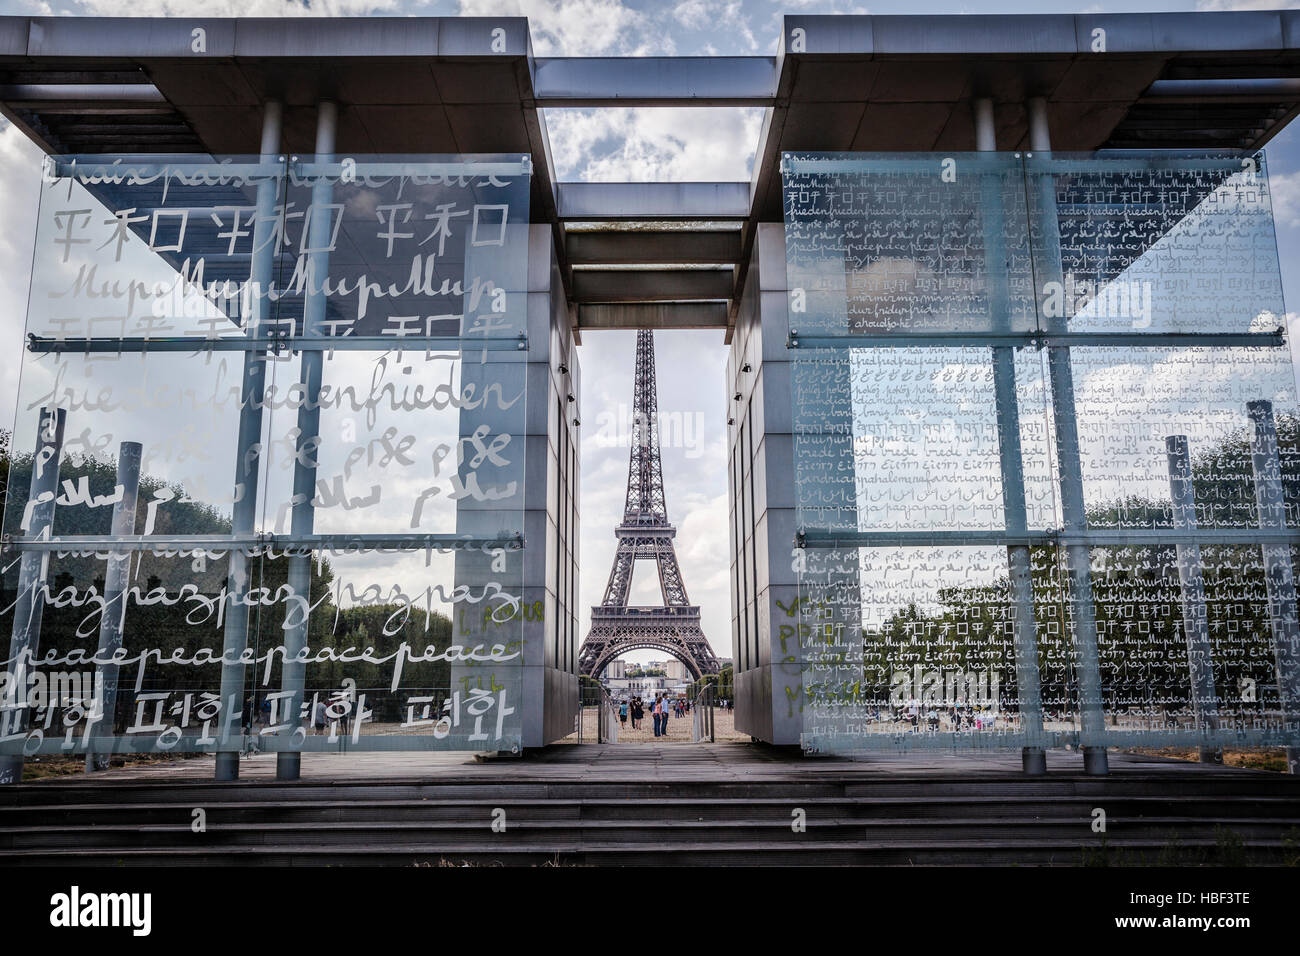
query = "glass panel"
xmin=1067 ymin=345 xmax=1299 ymax=530
xmin=799 ymin=543 xmax=1076 ymax=753
xmin=0 ymin=153 xmax=531 ymax=766
xmin=791 ymin=345 xmax=1056 ymax=535
xmin=1082 ymin=543 xmax=1293 ymax=746
xmin=785 ymin=149 xmax=1300 ymax=755
xmin=782 ymin=152 xmax=1037 ymax=337
xmin=1024 ymin=151 xmax=1285 ymax=336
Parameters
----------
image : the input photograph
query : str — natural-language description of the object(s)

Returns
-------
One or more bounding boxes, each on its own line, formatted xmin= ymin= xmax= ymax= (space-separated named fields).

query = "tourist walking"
xmin=312 ymin=697 xmax=327 ymax=735
xmin=619 ymin=699 xmax=628 ymax=728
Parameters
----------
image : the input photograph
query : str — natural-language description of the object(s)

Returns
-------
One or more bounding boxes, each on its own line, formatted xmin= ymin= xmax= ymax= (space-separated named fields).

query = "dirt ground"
xmin=1122 ymin=747 xmax=1290 ymax=773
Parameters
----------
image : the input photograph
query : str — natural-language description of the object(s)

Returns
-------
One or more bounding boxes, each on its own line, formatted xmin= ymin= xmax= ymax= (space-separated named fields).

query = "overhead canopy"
xmin=3 ymin=11 xmax=1299 ymax=339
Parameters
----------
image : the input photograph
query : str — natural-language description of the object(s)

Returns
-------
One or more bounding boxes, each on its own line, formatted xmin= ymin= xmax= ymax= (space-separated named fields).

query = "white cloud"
xmin=1196 ymin=0 xmax=1300 ymax=10
xmin=71 ymin=0 xmax=397 ymax=14
xmin=546 ymin=106 xmax=762 ymax=182
xmin=0 ymin=121 xmax=44 ymax=433
xmin=1269 ymin=170 xmax=1300 ymax=228
xmin=672 ymin=1 xmax=757 ymax=51
xmin=457 ymin=0 xmax=653 ymax=55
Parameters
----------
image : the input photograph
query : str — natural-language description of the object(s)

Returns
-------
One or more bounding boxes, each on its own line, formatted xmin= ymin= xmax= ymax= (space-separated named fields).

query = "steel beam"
xmin=1248 ymin=400 xmax=1300 ymax=775
xmin=557 ymin=182 xmax=750 ymax=221
xmin=578 ymin=302 xmax=729 ymax=330
xmin=797 ymin=529 xmax=1300 ymax=548
xmin=533 ymin=56 xmax=777 ymax=106
xmin=572 ymin=269 xmax=734 ymax=303
xmin=976 ymin=96 xmax=1045 ymax=777
xmin=0 ymin=408 xmax=65 ymax=786
xmin=1165 ymin=434 xmax=1223 ymax=765
xmin=567 ymin=230 xmax=742 ymax=265
xmin=276 ymin=99 xmax=336 ymax=783
xmin=213 ymin=99 xmax=281 ymax=783
xmin=85 ymin=441 xmax=141 ymax=773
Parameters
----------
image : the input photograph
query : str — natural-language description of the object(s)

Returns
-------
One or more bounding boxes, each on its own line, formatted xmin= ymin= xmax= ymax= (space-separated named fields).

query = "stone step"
xmin=3 ymin=794 xmax=1298 ymax=826
xmin=6 ymin=757 xmax=1296 ymax=866
xmin=2 ymin=836 xmax=1291 ymax=867
xmin=6 ymin=774 xmax=1297 ymax=807
xmin=1 ymin=816 xmax=1291 ymax=851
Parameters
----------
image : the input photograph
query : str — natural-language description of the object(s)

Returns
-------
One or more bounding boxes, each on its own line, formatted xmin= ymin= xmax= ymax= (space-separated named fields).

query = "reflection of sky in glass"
xmin=789 ymin=154 xmax=1300 ymax=631
xmin=7 ymin=160 xmax=531 ymax=615
xmin=1060 ymin=167 xmax=1284 ymax=335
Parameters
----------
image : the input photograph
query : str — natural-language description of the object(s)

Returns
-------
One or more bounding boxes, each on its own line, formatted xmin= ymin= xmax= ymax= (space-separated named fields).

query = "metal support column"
xmin=1027 ymin=96 xmax=1109 ymax=774
xmin=277 ymin=101 xmax=337 ymax=782
xmin=0 ymin=408 xmax=66 ymax=784
xmin=975 ymin=97 xmax=1046 ymax=774
xmin=1247 ymin=400 xmax=1300 ymax=773
xmin=1164 ymin=435 xmax=1222 ymax=764
xmin=85 ymin=441 xmax=142 ymax=772
xmin=214 ymin=99 xmax=282 ymax=781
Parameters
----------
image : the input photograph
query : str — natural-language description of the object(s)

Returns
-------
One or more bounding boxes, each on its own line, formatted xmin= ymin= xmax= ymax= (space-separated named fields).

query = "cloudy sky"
xmin=0 ymin=0 xmax=1298 ymax=667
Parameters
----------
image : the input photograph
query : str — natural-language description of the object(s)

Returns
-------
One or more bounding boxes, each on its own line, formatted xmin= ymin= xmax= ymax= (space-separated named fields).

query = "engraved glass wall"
xmin=784 ymin=149 xmax=1299 ymax=754
xmin=0 ymin=154 xmax=531 ymax=774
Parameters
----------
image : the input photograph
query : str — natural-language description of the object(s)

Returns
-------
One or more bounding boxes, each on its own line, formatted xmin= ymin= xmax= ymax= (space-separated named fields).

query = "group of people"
xmin=617 ymin=693 xmax=691 ymax=736
xmin=894 ymin=699 xmax=1000 ymax=732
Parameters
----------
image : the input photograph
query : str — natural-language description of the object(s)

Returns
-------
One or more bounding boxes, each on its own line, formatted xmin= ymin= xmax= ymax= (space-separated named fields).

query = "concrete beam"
xmin=572 ymin=269 xmax=734 ymax=302
xmin=578 ymin=302 xmax=729 ymax=330
xmin=557 ymin=182 xmax=751 ymax=221
xmin=534 ymin=56 xmax=776 ymax=106
xmin=567 ymin=230 xmax=742 ymax=265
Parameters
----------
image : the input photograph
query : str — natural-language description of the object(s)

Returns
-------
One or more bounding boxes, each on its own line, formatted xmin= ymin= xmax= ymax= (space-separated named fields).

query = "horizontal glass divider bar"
xmin=782 ymin=155 xmax=1253 ymax=174
xmin=795 ymin=529 xmax=1300 ymax=548
xmin=2 ymin=532 xmax=525 ymax=553
xmin=1029 ymin=154 xmax=1262 ymax=173
xmin=50 ymin=160 xmax=534 ymax=181
xmin=802 ymin=732 xmax=1069 ymax=751
xmin=26 ymin=333 xmax=528 ymax=353
xmin=800 ymin=729 xmax=1299 ymax=751
xmin=291 ymin=160 xmax=532 ymax=179
xmin=53 ymin=160 xmax=280 ymax=179
xmin=13 ymin=727 xmax=1294 ymax=757
xmin=4 ymin=735 xmax=527 ymax=756
xmin=786 ymin=330 xmax=1286 ymax=349
xmin=783 ymin=156 xmax=1024 ymax=173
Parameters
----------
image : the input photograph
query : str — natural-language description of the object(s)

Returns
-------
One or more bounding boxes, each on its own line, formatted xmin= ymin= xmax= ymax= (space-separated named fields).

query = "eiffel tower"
xmin=578 ymin=330 xmax=721 ymax=681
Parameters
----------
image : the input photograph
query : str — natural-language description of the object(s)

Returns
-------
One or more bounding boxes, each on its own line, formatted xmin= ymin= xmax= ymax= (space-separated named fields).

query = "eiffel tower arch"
xmin=579 ymin=330 xmax=721 ymax=682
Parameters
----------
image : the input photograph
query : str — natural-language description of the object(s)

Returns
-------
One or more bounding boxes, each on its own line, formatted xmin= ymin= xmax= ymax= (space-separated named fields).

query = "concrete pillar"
xmin=1027 ymin=95 xmax=1109 ymax=774
xmin=276 ymin=101 xmax=336 ymax=782
xmin=85 ymin=441 xmax=142 ymax=772
xmin=728 ymin=225 xmax=804 ymax=744
xmin=1164 ymin=435 xmax=1222 ymax=764
xmin=0 ymin=408 xmax=67 ymax=784
xmin=973 ymin=98 xmax=997 ymax=152
xmin=214 ymin=99 xmax=282 ymax=781
xmin=1247 ymin=400 xmax=1300 ymax=774
xmin=975 ymin=97 xmax=1046 ymax=775
xmin=1026 ymin=96 xmax=1051 ymax=159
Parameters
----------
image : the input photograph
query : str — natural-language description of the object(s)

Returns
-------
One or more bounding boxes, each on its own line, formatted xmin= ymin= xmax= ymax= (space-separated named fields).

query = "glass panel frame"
xmin=784 ymin=148 xmax=1300 ymax=754
xmin=0 ymin=153 xmax=533 ymax=763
